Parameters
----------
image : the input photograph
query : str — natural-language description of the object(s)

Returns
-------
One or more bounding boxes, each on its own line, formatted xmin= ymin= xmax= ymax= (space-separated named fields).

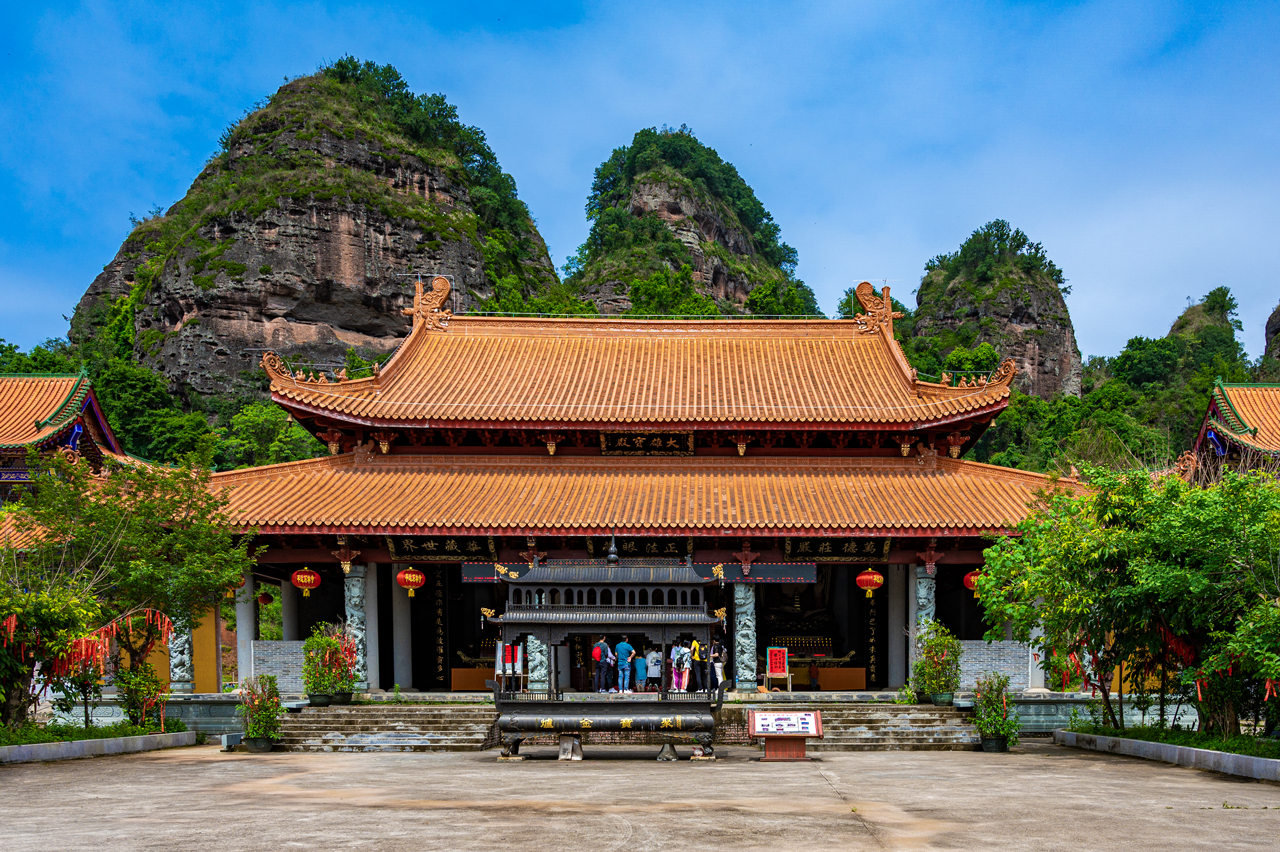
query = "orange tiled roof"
xmin=265 ymin=315 xmax=1015 ymax=429
xmin=212 ymin=452 xmax=1062 ymax=536
xmin=1207 ymin=382 xmax=1280 ymax=455
xmin=0 ymin=375 xmax=90 ymax=448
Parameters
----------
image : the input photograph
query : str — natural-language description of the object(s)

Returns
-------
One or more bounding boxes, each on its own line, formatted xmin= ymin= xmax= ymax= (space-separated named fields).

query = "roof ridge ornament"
xmin=403 ymin=274 xmax=453 ymax=332
xmin=852 ymin=281 xmax=904 ymax=336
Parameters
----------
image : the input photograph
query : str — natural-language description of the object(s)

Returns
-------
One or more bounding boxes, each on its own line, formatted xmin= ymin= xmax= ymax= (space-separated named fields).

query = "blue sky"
xmin=1 ymin=1 xmax=1277 ymax=359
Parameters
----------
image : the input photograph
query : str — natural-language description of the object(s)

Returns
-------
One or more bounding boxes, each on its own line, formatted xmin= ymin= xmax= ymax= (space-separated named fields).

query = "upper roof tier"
xmin=265 ymin=279 xmax=1017 ymax=430
xmin=1202 ymin=381 xmax=1280 ymax=455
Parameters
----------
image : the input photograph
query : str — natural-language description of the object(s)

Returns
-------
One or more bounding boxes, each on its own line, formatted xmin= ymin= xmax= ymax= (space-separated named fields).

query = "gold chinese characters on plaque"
xmin=386 ymin=535 xmax=497 ymax=562
xmin=783 ymin=537 xmax=892 ymax=562
xmin=600 ymin=431 xmax=694 ymax=456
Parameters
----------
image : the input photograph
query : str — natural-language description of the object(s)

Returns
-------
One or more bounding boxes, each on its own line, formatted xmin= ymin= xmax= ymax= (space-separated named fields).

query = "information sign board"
xmin=751 ymin=712 xmax=819 ymax=737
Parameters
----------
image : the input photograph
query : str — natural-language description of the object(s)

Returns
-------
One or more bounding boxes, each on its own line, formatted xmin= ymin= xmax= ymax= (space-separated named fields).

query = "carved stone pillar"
xmin=733 ymin=583 xmax=757 ymax=690
xmin=344 ymin=564 xmax=368 ymax=690
xmin=915 ymin=565 xmax=936 ymax=626
xmin=527 ymin=633 xmax=549 ymax=691
xmin=169 ymin=628 xmax=194 ymax=694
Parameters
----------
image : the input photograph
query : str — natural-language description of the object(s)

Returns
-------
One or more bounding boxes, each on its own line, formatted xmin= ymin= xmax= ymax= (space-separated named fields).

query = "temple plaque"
xmin=600 ymin=430 xmax=694 ymax=456
xmin=386 ymin=535 xmax=497 ymax=562
xmin=586 ymin=536 xmax=692 ymax=558
xmin=783 ymin=537 xmax=891 ymax=562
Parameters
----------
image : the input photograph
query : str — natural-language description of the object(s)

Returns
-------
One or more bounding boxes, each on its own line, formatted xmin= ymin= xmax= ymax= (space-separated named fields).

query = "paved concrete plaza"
xmin=1 ymin=742 xmax=1276 ymax=850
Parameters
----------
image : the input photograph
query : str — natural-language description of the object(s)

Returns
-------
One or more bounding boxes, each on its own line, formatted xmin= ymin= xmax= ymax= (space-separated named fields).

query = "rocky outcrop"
xmin=73 ymin=75 xmax=554 ymax=402
xmin=1265 ymin=302 xmax=1280 ymax=360
xmin=574 ymin=173 xmax=779 ymax=314
xmin=913 ymin=267 xmax=1083 ymax=399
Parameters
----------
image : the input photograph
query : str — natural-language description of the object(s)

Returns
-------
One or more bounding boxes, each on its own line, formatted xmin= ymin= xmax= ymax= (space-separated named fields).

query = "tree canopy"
xmin=978 ymin=467 xmax=1280 ymax=734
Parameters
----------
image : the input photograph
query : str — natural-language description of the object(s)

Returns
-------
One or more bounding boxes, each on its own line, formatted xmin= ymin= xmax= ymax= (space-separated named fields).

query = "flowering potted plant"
xmin=912 ymin=619 xmax=961 ymax=705
xmin=238 ymin=674 xmax=283 ymax=753
xmin=973 ymin=671 xmax=1020 ymax=752
xmin=302 ymin=623 xmax=357 ymax=705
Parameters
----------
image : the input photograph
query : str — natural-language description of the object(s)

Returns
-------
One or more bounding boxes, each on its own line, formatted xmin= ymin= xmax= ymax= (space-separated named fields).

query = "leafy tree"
xmin=979 ymin=468 xmax=1280 ymax=735
xmin=214 ymin=403 xmax=324 ymax=469
xmin=0 ymin=338 xmax=81 ymax=374
xmin=924 ymin=219 xmax=1065 ymax=290
xmin=626 ymin=266 xmax=718 ymax=316
xmin=8 ymin=447 xmax=255 ymax=674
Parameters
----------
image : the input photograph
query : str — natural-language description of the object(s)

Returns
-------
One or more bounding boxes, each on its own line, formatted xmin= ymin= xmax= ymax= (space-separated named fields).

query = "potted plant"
xmin=302 ymin=623 xmax=358 ymax=705
xmin=973 ymin=671 xmax=1020 ymax=752
xmin=912 ymin=619 xmax=961 ymax=705
xmin=238 ymin=674 xmax=283 ymax=753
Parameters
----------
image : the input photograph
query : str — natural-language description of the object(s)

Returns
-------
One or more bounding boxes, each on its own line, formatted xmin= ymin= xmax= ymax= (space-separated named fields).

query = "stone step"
xmin=808 ymin=742 xmax=980 ymax=752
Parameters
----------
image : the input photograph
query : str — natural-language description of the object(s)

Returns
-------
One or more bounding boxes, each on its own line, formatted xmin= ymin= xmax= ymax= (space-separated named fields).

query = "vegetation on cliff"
xmin=55 ymin=57 xmax=559 ymax=466
xmin=839 ymin=220 xmax=1254 ymax=472
xmin=555 ymin=126 xmax=820 ymax=317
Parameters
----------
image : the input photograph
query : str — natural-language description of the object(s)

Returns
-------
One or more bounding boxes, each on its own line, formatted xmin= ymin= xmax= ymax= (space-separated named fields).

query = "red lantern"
xmin=855 ymin=568 xmax=884 ymax=598
xmin=964 ymin=570 xmax=981 ymax=598
xmin=397 ymin=568 xmax=426 ymax=598
xmin=226 ymin=574 xmax=246 ymax=599
xmin=257 ymin=592 xmax=274 ymax=606
xmin=291 ymin=568 xmax=321 ymax=598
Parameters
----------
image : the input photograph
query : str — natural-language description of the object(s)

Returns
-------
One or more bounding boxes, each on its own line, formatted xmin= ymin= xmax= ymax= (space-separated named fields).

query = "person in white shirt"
xmin=645 ymin=647 xmax=662 ymax=691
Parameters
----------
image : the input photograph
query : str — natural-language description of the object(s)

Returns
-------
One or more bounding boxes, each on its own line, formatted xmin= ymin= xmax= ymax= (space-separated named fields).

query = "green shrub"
xmin=912 ymin=619 xmax=961 ymax=694
xmin=114 ymin=663 xmax=166 ymax=726
xmin=973 ymin=671 xmax=1020 ymax=745
xmin=237 ymin=674 xmax=284 ymax=740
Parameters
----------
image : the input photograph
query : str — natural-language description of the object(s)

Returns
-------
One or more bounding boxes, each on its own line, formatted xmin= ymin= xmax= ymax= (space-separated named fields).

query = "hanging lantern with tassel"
xmin=257 ymin=591 xmax=274 ymax=606
xmin=291 ymin=568 xmax=321 ymax=598
xmin=397 ymin=568 xmax=426 ymax=598
xmin=964 ymin=570 xmax=981 ymax=599
xmin=855 ymin=568 xmax=884 ymax=598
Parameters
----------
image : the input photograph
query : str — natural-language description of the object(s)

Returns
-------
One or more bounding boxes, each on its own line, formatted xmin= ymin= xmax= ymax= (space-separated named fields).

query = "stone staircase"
xmin=751 ymin=704 xmax=980 ymax=751
xmin=277 ymin=705 xmax=497 ymax=752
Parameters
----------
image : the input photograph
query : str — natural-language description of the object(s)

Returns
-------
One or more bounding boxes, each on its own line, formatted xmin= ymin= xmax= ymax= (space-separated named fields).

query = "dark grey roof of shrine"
xmin=495 ymin=607 xmax=718 ymax=625
xmin=507 ymin=559 xmax=705 ymax=585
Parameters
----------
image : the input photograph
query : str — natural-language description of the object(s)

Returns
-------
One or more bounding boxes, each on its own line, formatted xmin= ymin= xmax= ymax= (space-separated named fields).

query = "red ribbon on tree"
xmin=291 ymin=568 xmax=321 ymax=598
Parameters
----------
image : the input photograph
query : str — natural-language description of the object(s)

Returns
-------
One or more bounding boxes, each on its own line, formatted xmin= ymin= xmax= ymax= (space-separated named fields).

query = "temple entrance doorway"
xmin=753 ymin=564 xmax=889 ymax=691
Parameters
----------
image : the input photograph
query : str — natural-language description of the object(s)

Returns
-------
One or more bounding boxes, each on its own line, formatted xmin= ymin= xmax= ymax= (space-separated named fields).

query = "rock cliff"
xmin=1265 ymin=302 xmax=1280 ymax=360
xmin=910 ymin=220 xmax=1082 ymax=399
xmin=74 ymin=64 xmax=554 ymax=401
xmin=567 ymin=127 xmax=819 ymax=317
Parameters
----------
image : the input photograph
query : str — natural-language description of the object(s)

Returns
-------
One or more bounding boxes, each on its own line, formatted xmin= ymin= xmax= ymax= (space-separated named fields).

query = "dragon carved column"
xmin=344 ymin=565 xmax=368 ymax=690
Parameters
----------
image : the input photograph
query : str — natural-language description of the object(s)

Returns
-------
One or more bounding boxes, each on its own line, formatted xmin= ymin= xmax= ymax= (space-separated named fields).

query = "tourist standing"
xmin=646 ymin=646 xmax=662 ymax=691
xmin=616 ymin=635 xmax=635 ymax=693
xmin=592 ymin=636 xmax=610 ymax=693
xmin=709 ymin=637 xmax=725 ymax=690
xmin=690 ymin=637 xmax=705 ymax=692
xmin=675 ymin=640 xmax=692 ymax=691
xmin=634 ymin=647 xmax=648 ymax=693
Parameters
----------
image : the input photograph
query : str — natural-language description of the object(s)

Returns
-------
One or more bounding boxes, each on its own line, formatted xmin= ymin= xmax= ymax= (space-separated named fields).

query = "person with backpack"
xmin=592 ymin=636 xmax=610 ymax=693
xmin=674 ymin=640 xmax=692 ymax=691
xmin=690 ymin=637 xmax=706 ymax=692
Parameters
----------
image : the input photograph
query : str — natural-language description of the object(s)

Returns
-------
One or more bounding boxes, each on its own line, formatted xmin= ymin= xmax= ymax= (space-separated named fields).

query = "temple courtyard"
xmin=2 ymin=742 xmax=1275 ymax=850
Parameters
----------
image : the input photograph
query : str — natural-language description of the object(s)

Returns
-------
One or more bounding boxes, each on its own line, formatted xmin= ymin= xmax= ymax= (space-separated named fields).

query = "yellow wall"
xmin=192 ymin=614 xmax=219 ymax=693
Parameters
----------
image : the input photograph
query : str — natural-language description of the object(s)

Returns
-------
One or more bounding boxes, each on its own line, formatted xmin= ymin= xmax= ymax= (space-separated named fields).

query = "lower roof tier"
xmin=212 ymin=450 xmax=1066 ymax=536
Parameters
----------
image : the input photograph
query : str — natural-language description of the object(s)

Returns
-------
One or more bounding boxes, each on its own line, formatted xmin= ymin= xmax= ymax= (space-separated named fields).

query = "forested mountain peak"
xmin=908 ymin=220 xmax=1082 ymax=399
xmin=543 ymin=125 xmax=820 ymax=317
xmin=73 ymin=57 xmax=555 ymax=407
